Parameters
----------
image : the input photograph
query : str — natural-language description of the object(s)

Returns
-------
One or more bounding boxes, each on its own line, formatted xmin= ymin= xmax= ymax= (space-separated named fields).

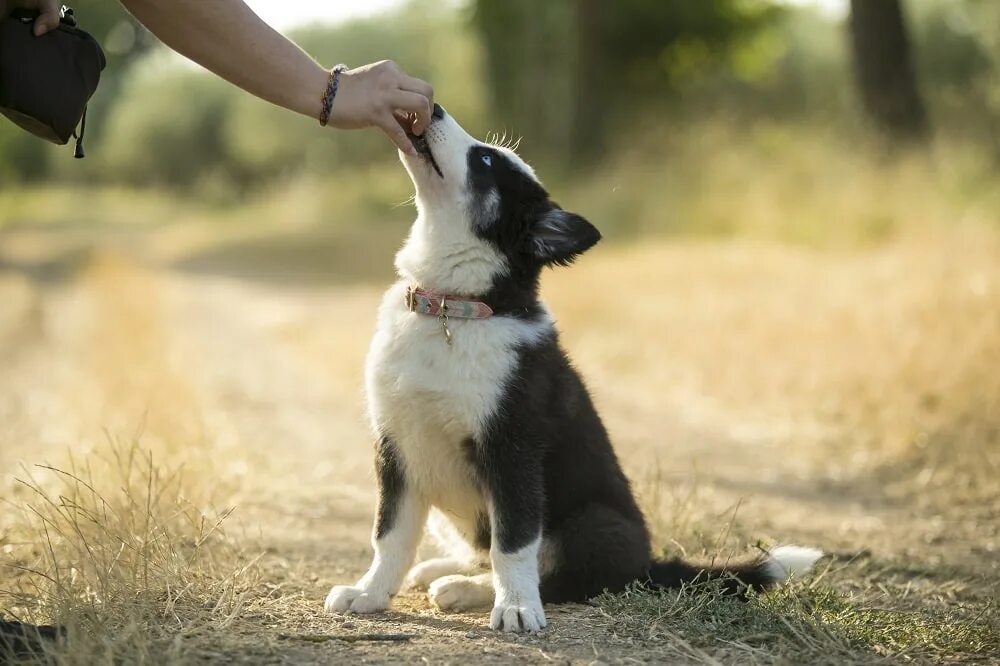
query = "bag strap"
xmin=73 ymin=107 xmax=86 ymax=158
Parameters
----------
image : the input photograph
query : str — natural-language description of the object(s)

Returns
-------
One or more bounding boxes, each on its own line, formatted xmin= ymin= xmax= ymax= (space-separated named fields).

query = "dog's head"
xmin=396 ymin=104 xmax=600 ymax=297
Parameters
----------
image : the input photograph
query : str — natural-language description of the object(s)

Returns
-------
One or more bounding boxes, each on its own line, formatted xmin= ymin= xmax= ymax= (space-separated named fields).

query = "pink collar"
xmin=404 ymin=286 xmax=494 ymax=319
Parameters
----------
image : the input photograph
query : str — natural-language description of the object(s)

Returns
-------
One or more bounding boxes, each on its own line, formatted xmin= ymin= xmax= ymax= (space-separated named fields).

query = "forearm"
xmin=119 ymin=0 xmax=327 ymax=119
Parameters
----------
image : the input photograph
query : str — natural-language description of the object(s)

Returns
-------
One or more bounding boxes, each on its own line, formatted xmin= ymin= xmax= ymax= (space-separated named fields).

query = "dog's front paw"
xmin=324 ymin=585 xmax=391 ymax=614
xmin=489 ymin=596 xmax=547 ymax=632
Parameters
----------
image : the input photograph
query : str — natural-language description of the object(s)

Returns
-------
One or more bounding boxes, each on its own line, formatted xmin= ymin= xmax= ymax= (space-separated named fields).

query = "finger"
xmin=376 ymin=113 xmax=418 ymax=156
xmin=389 ymin=90 xmax=432 ymax=135
xmin=398 ymin=75 xmax=434 ymax=105
xmin=34 ymin=0 xmax=61 ymax=36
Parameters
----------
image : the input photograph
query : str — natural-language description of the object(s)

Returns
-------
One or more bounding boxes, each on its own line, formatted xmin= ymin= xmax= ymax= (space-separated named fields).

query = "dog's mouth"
xmin=399 ymin=115 xmax=443 ymax=179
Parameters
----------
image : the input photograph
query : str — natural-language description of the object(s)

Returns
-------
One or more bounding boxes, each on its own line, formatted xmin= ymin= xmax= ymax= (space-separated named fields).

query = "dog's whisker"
xmin=392 ymin=194 xmax=417 ymax=209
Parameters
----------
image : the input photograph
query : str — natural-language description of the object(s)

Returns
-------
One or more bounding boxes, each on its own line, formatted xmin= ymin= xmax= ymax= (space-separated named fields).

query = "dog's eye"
xmin=481 ymin=154 xmax=492 ymax=167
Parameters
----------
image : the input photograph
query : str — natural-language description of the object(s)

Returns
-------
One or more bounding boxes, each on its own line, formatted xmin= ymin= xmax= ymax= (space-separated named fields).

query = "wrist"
xmin=294 ymin=63 xmax=332 ymax=120
xmin=318 ymin=64 xmax=348 ymax=127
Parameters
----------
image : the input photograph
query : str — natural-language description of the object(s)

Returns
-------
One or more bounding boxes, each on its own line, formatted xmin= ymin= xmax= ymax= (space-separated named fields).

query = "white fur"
xmin=397 ymin=112 xmax=502 ymax=295
xmin=425 ymin=509 xmax=484 ymax=564
xmin=382 ymin=111 xmax=552 ymax=531
xmin=327 ymin=111 xmax=554 ymax=629
xmin=429 ymin=573 xmax=495 ymax=611
xmin=490 ymin=537 xmax=546 ymax=632
xmin=358 ymin=276 xmax=551 ymax=627
xmin=326 ymin=109 xmax=822 ymax=631
xmin=365 ymin=281 xmax=551 ymax=540
xmin=406 ymin=557 xmax=480 ymax=590
xmin=396 ymin=111 xmax=538 ymax=296
xmin=395 ymin=218 xmax=506 ymax=297
xmin=324 ymin=493 xmax=428 ymax=614
xmin=763 ymin=545 xmax=824 ymax=581
xmin=472 ymin=189 xmax=502 ymax=231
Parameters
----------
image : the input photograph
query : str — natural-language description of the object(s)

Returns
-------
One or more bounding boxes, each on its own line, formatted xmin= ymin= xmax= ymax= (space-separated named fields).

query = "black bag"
xmin=0 ymin=5 xmax=106 ymax=158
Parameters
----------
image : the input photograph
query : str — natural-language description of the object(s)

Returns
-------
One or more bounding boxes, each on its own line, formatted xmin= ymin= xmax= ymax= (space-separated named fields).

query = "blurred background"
xmin=2 ymin=0 xmax=998 ymax=243
xmin=1 ymin=1 xmax=998 ymax=662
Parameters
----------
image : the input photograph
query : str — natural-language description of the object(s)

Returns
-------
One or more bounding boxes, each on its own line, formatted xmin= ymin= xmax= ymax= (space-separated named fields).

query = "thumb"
xmin=34 ymin=2 xmax=60 ymax=36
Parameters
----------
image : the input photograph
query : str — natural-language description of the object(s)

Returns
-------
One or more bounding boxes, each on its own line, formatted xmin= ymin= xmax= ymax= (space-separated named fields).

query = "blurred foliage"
xmin=0 ymin=0 xmax=998 ymax=197
xmin=910 ymin=0 xmax=1000 ymax=146
xmin=101 ymin=58 xmax=235 ymax=189
xmin=471 ymin=0 xmax=780 ymax=159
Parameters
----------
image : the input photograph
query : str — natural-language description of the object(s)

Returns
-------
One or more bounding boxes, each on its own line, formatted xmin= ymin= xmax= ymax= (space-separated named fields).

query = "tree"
xmin=471 ymin=0 xmax=776 ymax=164
xmin=848 ymin=0 xmax=928 ymax=142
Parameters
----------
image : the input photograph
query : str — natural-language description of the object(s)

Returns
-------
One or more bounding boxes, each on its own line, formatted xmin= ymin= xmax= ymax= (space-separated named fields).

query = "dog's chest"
xmin=365 ymin=283 xmax=547 ymax=513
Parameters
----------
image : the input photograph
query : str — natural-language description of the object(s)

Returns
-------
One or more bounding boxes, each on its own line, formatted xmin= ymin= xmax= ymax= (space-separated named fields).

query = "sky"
xmin=245 ymin=0 xmax=848 ymax=30
xmin=243 ymin=0 xmax=408 ymax=29
xmin=779 ymin=0 xmax=848 ymax=20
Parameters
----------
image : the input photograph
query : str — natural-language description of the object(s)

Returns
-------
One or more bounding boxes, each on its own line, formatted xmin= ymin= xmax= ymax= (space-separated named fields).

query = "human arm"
xmin=0 ymin=0 xmax=434 ymax=153
xmin=119 ymin=0 xmax=433 ymax=153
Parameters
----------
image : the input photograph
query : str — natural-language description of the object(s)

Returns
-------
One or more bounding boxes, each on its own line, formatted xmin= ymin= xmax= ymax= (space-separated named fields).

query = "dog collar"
xmin=405 ymin=286 xmax=494 ymax=345
xmin=405 ymin=286 xmax=494 ymax=319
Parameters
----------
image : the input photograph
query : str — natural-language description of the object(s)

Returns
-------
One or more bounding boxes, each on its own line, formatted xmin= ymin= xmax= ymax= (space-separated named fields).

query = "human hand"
xmin=326 ymin=60 xmax=434 ymax=155
xmin=0 ymin=0 xmax=61 ymax=36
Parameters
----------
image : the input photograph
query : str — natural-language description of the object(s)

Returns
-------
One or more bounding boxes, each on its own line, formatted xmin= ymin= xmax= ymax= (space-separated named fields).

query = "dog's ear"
xmin=529 ymin=208 xmax=601 ymax=265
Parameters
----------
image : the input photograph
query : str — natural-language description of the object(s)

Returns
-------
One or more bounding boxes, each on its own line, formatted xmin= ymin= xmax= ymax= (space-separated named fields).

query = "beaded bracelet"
xmin=319 ymin=64 xmax=348 ymax=127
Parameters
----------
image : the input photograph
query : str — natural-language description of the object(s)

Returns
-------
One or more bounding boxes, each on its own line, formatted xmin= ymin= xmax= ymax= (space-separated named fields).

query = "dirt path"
xmin=1 ymin=224 xmax=996 ymax=663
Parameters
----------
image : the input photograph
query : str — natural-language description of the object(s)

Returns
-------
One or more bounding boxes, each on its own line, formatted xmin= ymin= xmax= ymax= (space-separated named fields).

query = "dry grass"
xmin=0 ymin=255 xmax=267 ymax=663
xmin=2 ymin=438 xmax=262 ymax=664
xmin=1 ymin=125 xmax=998 ymax=662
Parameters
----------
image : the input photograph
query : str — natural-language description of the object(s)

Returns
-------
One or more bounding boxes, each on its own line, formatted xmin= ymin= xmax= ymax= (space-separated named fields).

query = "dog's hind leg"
xmin=406 ymin=557 xmax=481 ymax=590
xmin=407 ymin=509 xmax=487 ymax=589
xmin=539 ymin=503 xmax=651 ymax=603
xmin=428 ymin=572 xmax=494 ymax=611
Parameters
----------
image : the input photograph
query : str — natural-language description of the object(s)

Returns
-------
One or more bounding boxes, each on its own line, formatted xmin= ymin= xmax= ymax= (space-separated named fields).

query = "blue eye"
xmin=481 ymin=154 xmax=492 ymax=167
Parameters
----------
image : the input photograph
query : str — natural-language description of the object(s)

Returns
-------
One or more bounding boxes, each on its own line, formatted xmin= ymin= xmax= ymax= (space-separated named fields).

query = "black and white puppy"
xmin=325 ymin=105 xmax=822 ymax=632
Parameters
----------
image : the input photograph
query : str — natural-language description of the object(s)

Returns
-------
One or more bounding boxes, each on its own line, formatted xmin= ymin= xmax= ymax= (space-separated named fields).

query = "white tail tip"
xmin=764 ymin=545 xmax=824 ymax=581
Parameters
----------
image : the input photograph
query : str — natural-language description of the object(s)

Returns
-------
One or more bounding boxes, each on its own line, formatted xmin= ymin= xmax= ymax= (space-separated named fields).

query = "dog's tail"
xmin=648 ymin=545 xmax=823 ymax=595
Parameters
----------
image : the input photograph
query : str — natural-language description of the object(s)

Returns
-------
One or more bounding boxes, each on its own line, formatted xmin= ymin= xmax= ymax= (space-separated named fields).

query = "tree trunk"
xmin=570 ymin=0 xmax=606 ymax=160
xmin=848 ymin=0 xmax=928 ymax=142
xmin=471 ymin=0 xmax=574 ymax=161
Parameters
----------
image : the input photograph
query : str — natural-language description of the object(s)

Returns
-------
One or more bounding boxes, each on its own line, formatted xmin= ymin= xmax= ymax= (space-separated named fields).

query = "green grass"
xmin=594 ymin=567 xmax=999 ymax=664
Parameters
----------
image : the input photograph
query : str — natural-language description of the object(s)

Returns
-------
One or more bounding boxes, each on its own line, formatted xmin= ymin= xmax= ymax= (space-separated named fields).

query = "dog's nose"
xmin=431 ymin=103 xmax=445 ymax=120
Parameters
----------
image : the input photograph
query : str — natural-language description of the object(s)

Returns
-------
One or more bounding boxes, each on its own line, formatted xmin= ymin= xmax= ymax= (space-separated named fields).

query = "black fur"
xmin=647 ymin=558 xmax=778 ymax=596
xmin=373 ymin=435 xmax=405 ymax=540
xmin=457 ymin=143 xmax=782 ymax=602
xmin=473 ymin=511 xmax=492 ymax=552
xmin=0 ymin=619 xmax=63 ymax=659
xmin=465 ymin=145 xmax=600 ymax=318
xmin=477 ymin=332 xmax=653 ymax=600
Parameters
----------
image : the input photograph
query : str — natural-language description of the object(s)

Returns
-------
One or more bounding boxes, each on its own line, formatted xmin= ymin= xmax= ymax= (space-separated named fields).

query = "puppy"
xmin=325 ymin=105 xmax=821 ymax=632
